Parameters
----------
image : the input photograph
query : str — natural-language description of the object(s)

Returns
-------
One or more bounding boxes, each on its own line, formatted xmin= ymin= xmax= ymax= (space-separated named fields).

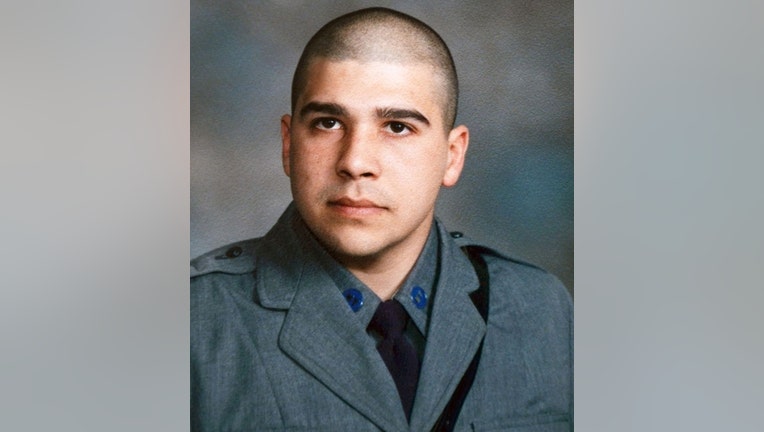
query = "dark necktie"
xmin=368 ymin=299 xmax=420 ymax=421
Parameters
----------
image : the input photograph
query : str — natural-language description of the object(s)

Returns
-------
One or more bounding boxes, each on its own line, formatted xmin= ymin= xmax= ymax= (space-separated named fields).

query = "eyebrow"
xmin=298 ymin=102 xmax=348 ymax=119
xmin=377 ymin=107 xmax=430 ymax=127
xmin=298 ymin=101 xmax=431 ymax=127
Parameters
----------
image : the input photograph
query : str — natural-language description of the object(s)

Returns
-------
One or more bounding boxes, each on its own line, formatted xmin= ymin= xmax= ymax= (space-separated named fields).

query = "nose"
xmin=335 ymin=126 xmax=380 ymax=180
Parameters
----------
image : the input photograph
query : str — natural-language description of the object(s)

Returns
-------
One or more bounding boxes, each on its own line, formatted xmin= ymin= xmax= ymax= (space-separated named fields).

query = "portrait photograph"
xmin=191 ymin=1 xmax=573 ymax=430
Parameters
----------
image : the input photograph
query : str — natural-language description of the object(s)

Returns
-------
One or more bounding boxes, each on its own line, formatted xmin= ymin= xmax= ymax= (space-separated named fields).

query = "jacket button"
xmin=225 ymin=246 xmax=243 ymax=258
xmin=342 ymin=288 xmax=364 ymax=312
xmin=450 ymin=231 xmax=463 ymax=239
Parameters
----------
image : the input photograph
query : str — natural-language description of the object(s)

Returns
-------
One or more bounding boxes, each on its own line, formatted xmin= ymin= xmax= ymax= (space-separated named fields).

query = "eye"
xmin=385 ymin=122 xmax=412 ymax=135
xmin=313 ymin=118 xmax=342 ymax=130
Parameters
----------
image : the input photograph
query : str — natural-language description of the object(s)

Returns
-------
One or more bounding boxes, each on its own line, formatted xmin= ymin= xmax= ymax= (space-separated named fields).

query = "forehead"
xmin=297 ymin=59 xmax=447 ymax=123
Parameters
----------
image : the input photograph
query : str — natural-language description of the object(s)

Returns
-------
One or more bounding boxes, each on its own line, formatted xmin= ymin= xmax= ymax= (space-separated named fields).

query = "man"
xmin=191 ymin=7 xmax=572 ymax=431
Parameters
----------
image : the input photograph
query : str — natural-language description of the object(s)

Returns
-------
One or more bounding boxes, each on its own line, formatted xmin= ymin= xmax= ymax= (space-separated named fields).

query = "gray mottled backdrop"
xmin=191 ymin=0 xmax=574 ymax=291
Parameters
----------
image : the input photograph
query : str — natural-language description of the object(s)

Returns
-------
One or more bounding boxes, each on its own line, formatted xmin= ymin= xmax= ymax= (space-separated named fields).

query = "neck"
xmin=336 ymin=224 xmax=433 ymax=301
xmin=343 ymin=256 xmax=416 ymax=300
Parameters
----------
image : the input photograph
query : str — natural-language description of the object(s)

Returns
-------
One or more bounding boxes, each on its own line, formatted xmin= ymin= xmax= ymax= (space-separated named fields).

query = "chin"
xmin=325 ymin=235 xmax=383 ymax=259
xmin=314 ymin=228 xmax=389 ymax=261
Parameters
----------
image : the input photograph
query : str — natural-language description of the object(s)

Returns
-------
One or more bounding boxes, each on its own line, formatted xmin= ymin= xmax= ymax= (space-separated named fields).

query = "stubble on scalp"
xmin=291 ymin=7 xmax=459 ymax=131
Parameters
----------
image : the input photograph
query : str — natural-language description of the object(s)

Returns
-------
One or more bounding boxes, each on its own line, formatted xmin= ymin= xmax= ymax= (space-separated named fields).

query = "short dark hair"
xmin=291 ymin=7 xmax=459 ymax=129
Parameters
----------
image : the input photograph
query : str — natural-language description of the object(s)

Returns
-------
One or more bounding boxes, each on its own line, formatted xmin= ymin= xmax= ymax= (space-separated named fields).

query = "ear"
xmin=442 ymin=125 xmax=469 ymax=187
xmin=280 ymin=114 xmax=292 ymax=177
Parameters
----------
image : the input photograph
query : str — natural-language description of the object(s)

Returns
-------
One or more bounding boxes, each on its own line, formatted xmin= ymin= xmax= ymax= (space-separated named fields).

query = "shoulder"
xmin=447 ymin=230 xmax=572 ymax=315
xmin=447 ymin=230 xmax=547 ymax=273
xmin=190 ymin=238 xmax=262 ymax=278
xmin=445 ymin=231 xmax=572 ymax=374
xmin=190 ymin=238 xmax=267 ymax=330
xmin=190 ymin=238 xmax=264 ymax=309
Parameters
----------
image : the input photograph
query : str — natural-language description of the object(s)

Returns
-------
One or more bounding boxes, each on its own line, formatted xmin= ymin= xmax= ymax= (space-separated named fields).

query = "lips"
xmin=328 ymin=197 xmax=386 ymax=216
xmin=330 ymin=197 xmax=382 ymax=207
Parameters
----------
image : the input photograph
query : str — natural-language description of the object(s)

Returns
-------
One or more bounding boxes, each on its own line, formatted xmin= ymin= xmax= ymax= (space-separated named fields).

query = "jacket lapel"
xmin=277 ymin=259 xmax=409 ymax=431
xmin=255 ymin=205 xmax=408 ymax=431
xmin=409 ymin=227 xmax=487 ymax=431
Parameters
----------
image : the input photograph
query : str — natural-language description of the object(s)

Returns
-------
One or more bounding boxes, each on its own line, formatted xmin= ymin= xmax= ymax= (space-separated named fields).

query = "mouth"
xmin=327 ymin=197 xmax=386 ymax=217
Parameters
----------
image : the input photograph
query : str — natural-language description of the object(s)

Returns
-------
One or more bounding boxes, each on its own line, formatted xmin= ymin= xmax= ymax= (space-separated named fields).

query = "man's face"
xmin=281 ymin=59 xmax=468 ymax=266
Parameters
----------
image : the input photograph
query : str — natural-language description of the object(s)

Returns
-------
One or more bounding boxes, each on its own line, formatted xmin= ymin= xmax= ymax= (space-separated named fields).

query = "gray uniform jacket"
xmin=191 ymin=205 xmax=572 ymax=431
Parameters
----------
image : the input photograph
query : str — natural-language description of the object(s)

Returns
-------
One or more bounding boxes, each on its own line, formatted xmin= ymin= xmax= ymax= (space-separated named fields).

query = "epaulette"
xmin=190 ymin=238 xmax=261 ymax=278
xmin=446 ymin=230 xmax=548 ymax=273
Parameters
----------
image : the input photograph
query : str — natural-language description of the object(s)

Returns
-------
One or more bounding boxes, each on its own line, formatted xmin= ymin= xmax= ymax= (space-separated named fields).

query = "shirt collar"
xmin=293 ymin=215 xmax=439 ymax=336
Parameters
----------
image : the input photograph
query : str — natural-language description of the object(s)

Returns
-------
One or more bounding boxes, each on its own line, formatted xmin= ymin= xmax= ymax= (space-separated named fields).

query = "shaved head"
xmin=291 ymin=7 xmax=459 ymax=129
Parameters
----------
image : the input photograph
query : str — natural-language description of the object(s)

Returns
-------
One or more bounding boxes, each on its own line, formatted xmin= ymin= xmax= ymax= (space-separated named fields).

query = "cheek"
xmin=291 ymin=143 xmax=327 ymax=176
xmin=400 ymin=145 xmax=448 ymax=177
xmin=393 ymin=153 xmax=448 ymax=196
